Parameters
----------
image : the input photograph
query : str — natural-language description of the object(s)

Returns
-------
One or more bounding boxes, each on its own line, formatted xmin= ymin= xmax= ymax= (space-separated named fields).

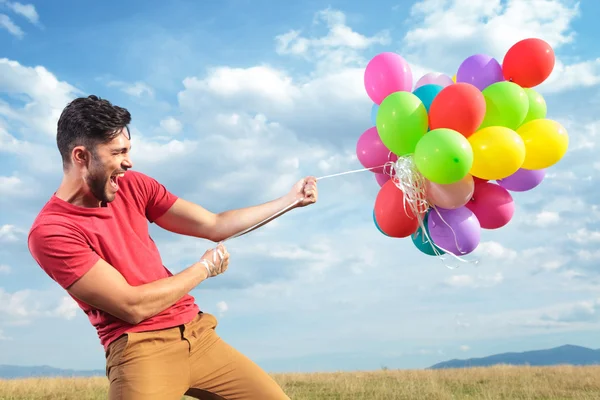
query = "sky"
xmin=1 ymin=0 xmax=600 ymax=374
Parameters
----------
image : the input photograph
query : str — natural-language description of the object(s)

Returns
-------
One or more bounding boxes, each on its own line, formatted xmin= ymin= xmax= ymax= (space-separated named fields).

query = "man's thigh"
xmin=106 ymin=330 xmax=190 ymax=400
xmin=185 ymin=314 xmax=289 ymax=400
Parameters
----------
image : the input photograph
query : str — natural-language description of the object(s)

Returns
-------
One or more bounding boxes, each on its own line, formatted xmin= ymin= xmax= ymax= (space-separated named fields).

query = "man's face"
xmin=85 ymin=128 xmax=133 ymax=204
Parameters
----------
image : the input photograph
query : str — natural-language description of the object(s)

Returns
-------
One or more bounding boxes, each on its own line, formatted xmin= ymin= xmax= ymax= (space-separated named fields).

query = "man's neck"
xmin=55 ymin=174 xmax=102 ymax=208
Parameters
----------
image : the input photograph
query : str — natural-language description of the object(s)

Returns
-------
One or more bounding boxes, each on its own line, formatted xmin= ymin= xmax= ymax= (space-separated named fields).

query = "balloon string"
xmin=219 ymin=165 xmax=386 ymax=243
xmin=217 ymin=159 xmax=478 ymax=270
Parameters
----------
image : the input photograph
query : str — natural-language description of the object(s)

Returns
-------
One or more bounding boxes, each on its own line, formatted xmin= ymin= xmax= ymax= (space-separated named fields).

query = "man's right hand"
xmin=200 ymin=243 xmax=229 ymax=278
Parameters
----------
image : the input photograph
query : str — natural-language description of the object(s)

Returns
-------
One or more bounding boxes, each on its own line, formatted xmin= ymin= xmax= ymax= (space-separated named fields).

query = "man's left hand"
xmin=288 ymin=176 xmax=318 ymax=207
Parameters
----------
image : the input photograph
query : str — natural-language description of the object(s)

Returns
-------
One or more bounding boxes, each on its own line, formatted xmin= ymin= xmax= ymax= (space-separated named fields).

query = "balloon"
xmin=427 ymin=206 xmax=481 ymax=255
xmin=414 ymin=128 xmax=474 ymax=185
xmin=452 ymin=75 xmax=456 ymax=83
xmin=411 ymin=211 xmax=445 ymax=256
xmin=375 ymin=172 xmax=391 ymax=187
xmin=502 ymin=38 xmax=555 ymax=88
xmin=456 ymin=54 xmax=504 ymax=91
xmin=516 ymin=119 xmax=569 ymax=169
xmin=370 ymin=103 xmax=379 ymax=126
xmin=414 ymin=72 xmax=454 ymax=90
xmin=465 ymin=181 xmax=514 ymax=229
xmin=376 ymin=91 xmax=429 ymax=156
xmin=426 ymin=174 xmax=474 ymax=209
xmin=364 ymin=52 xmax=413 ymax=104
xmin=479 ymin=81 xmax=529 ymax=130
xmin=356 ymin=127 xmax=398 ymax=174
xmin=428 ymin=83 xmax=486 ymax=138
xmin=413 ymin=84 xmax=443 ymax=112
xmin=497 ymin=168 xmax=545 ymax=192
xmin=468 ymin=126 xmax=526 ymax=180
xmin=373 ymin=209 xmax=389 ymax=236
xmin=374 ymin=180 xmax=422 ymax=238
xmin=521 ymin=88 xmax=547 ymax=125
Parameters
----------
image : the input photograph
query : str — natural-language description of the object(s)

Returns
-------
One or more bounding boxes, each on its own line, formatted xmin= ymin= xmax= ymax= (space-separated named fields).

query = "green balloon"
xmin=411 ymin=212 xmax=445 ymax=256
xmin=414 ymin=128 xmax=474 ymax=184
xmin=521 ymin=88 xmax=547 ymax=125
xmin=479 ymin=81 xmax=529 ymax=130
xmin=376 ymin=91 xmax=429 ymax=156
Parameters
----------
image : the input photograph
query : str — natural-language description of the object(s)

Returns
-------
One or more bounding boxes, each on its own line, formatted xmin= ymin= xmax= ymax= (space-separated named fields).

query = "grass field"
xmin=1 ymin=365 xmax=600 ymax=399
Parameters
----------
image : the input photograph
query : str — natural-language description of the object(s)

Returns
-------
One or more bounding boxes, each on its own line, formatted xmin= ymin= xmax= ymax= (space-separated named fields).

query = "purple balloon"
xmin=497 ymin=168 xmax=545 ymax=192
xmin=427 ymin=206 xmax=481 ymax=255
xmin=456 ymin=54 xmax=504 ymax=91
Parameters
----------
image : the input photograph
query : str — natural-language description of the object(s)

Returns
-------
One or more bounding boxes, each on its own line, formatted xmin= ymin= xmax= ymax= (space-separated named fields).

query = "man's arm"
xmin=153 ymin=176 xmax=318 ymax=242
xmin=67 ymin=257 xmax=211 ymax=325
xmin=153 ymin=195 xmax=296 ymax=242
xmin=28 ymin=223 xmax=228 ymax=325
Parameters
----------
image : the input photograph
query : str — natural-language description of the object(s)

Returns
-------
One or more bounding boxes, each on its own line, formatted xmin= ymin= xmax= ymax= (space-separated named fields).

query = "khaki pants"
xmin=105 ymin=312 xmax=289 ymax=399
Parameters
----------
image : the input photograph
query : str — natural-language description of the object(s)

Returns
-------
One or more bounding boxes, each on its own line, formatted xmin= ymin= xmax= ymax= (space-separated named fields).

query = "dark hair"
xmin=56 ymin=95 xmax=131 ymax=167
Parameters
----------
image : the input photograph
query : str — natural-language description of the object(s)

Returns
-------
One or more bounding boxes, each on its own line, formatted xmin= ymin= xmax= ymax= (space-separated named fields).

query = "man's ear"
xmin=72 ymin=146 xmax=89 ymax=167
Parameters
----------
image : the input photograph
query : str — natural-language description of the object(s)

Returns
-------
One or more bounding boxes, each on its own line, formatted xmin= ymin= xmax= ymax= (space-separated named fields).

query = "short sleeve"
xmin=28 ymin=223 xmax=100 ymax=290
xmin=129 ymin=171 xmax=179 ymax=222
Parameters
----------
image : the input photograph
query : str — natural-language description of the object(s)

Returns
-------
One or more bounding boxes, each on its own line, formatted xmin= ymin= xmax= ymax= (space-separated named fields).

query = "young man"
xmin=27 ymin=95 xmax=318 ymax=399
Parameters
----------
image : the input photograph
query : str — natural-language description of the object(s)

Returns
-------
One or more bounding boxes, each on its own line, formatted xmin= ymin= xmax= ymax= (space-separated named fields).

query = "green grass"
xmin=1 ymin=365 xmax=600 ymax=399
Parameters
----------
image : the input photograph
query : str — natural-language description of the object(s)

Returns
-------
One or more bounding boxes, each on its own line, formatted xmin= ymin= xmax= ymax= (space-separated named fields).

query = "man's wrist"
xmin=196 ymin=260 xmax=211 ymax=280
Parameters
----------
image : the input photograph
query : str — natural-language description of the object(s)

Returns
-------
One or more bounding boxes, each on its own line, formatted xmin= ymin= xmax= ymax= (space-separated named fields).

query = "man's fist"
xmin=199 ymin=243 xmax=229 ymax=278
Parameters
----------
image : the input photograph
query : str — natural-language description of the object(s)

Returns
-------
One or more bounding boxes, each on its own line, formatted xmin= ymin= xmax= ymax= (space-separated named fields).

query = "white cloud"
xmin=0 ymin=58 xmax=81 ymax=138
xmin=459 ymin=345 xmax=470 ymax=352
xmin=52 ymin=296 xmax=79 ymax=320
xmin=568 ymin=228 xmax=600 ymax=244
xmin=0 ymin=13 xmax=22 ymax=38
xmin=0 ymin=288 xmax=79 ymax=324
xmin=0 ymin=224 xmax=24 ymax=243
xmin=401 ymin=0 xmax=597 ymax=93
xmin=473 ymin=241 xmax=518 ymax=260
xmin=216 ymin=301 xmax=228 ymax=317
xmin=0 ymin=328 xmax=11 ymax=341
xmin=107 ymin=80 xmax=154 ymax=98
xmin=159 ymin=116 xmax=182 ymax=135
xmin=444 ymin=272 xmax=504 ymax=289
xmin=275 ymin=8 xmax=390 ymax=71
xmin=529 ymin=211 xmax=561 ymax=227
xmin=0 ymin=265 xmax=10 ymax=274
xmin=3 ymin=1 xmax=39 ymax=25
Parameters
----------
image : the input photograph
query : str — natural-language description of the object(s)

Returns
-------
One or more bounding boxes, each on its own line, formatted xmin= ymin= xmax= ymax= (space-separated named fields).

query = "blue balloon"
xmin=411 ymin=211 xmax=445 ymax=256
xmin=412 ymin=84 xmax=443 ymax=112
xmin=373 ymin=209 xmax=388 ymax=236
xmin=370 ymin=103 xmax=379 ymax=126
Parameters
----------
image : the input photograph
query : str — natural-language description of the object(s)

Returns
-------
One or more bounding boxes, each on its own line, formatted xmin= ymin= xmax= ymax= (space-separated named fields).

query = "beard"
xmin=85 ymin=153 xmax=114 ymax=204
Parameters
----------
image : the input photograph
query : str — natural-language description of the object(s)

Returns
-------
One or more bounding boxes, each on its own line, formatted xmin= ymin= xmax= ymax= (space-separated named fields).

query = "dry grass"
xmin=1 ymin=365 xmax=600 ymax=399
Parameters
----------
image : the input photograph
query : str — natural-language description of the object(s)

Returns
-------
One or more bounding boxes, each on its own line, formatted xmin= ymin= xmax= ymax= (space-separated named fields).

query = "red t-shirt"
xmin=27 ymin=170 xmax=200 ymax=350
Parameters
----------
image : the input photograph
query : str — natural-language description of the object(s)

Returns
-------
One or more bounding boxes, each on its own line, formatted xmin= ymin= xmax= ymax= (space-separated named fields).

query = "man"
xmin=27 ymin=95 xmax=318 ymax=399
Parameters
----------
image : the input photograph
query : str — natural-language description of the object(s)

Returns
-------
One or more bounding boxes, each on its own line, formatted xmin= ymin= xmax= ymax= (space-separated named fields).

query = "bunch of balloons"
xmin=356 ymin=38 xmax=569 ymax=257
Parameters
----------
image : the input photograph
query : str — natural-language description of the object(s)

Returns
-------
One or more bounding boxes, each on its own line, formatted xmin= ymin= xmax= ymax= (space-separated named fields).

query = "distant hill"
xmin=0 ymin=364 xmax=104 ymax=379
xmin=429 ymin=344 xmax=600 ymax=369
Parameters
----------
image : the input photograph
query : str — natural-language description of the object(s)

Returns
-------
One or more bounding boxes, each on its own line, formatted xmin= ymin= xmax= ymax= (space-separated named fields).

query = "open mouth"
xmin=109 ymin=172 xmax=125 ymax=191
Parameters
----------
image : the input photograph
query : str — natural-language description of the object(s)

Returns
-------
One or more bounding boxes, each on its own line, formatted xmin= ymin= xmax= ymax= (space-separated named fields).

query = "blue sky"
xmin=1 ymin=0 xmax=600 ymax=373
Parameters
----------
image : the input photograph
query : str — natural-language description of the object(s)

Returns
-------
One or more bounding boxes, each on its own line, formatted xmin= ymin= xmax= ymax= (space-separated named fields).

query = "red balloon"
xmin=428 ymin=83 xmax=486 ymax=138
xmin=465 ymin=181 xmax=514 ymax=229
xmin=502 ymin=38 xmax=555 ymax=88
xmin=374 ymin=180 xmax=422 ymax=238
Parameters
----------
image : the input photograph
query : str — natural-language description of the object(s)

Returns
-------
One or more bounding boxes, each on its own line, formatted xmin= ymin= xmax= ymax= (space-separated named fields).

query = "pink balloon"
xmin=356 ymin=127 xmax=398 ymax=174
xmin=465 ymin=181 xmax=514 ymax=229
xmin=375 ymin=173 xmax=391 ymax=186
xmin=364 ymin=52 xmax=413 ymax=105
xmin=426 ymin=174 xmax=474 ymax=209
xmin=414 ymin=72 xmax=454 ymax=90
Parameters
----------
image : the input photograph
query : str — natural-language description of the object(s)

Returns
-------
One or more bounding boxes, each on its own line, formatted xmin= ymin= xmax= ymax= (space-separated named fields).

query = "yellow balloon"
xmin=468 ymin=126 xmax=526 ymax=180
xmin=452 ymin=74 xmax=456 ymax=83
xmin=516 ymin=119 xmax=569 ymax=169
